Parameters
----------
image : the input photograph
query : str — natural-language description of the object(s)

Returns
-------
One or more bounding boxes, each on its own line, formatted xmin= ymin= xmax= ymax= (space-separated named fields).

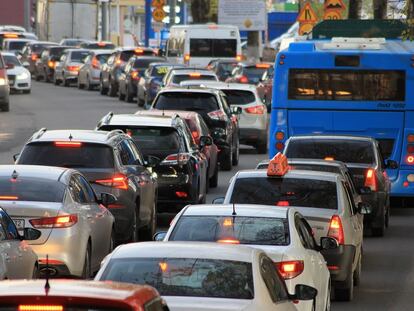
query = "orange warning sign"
xmin=324 ymin=0 xmax=346 ymax=11
xmin=151 ymin=0 xmax=165 ymax=8
xmin=324 ymin=10 xmax=342 ymax=20
xmin=297 ymin=3 xmax=318 ymax=23
xmin=152 ymin=8 xmax=166 ymax=22
xmin=299 ymin=23 xmax=315 ymax=36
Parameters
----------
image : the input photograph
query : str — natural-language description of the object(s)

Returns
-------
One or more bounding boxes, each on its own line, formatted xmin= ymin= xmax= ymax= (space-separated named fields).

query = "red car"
xmin=0 ymin=279 xmax=169 ymax=311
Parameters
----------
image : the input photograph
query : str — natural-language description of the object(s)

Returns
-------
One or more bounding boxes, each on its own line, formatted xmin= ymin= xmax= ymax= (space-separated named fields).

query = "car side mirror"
xmin=145 ymin=155 xmax=161 ymax=167
xmin=212 ymin=197 xmax=225 ymax=204
xmin=99 ymin=192 xmax=117 ymax=207
xmin=357 ymin=202 xmax=372 ymax=215
xmin=385 ymin=159 xmax=398 ymax=169
xmin=290 ymin=284 xmax=318 ymax=301
xmin=22 ymin=61 xmax=30 ymax=68
xmin=231 ymin=106 xmax=242 ymax=115
xmin=320 ymin=237 xmax=339 ymax=250
xmin=6 ymin=63 xmax=14 ymax=70
xmin=199 ymin=136 xmax=213 ymax=148
xmin=359 ymin=186 xmax=372 ymax=194
xmin=22 ymin=228 xmax=42 ymax=241
xmin=13 ymin=153 xmax=20 ymax=162
xmin=153 ymin=231 xmax=167 ymax=241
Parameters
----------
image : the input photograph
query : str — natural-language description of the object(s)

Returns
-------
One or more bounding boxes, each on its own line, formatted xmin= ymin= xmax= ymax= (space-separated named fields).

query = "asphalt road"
xmin=2 ymin=81 xmax=414 ymax=310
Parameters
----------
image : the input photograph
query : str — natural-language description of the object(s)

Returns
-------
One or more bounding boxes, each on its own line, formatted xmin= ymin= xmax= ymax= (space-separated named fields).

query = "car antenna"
xmin=232 ymin=203 xmax=237 ymax=216
xmin=11 ymin=169 xmax=18 ymax=180
xmin=68 ymin=133 xmax=73 ymax=141
xmin=44 ymin=255 xmax=50 ymax=296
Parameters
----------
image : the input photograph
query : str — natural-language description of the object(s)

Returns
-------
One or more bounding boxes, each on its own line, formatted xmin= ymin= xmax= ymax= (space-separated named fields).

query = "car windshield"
xmin=71 ymin=51 xmax=89 ymax=62
xmin=8 ymin=41 xmax=27 ymax=50
xmin=154 ymin=92 xmax=220 ymax=114
xmin=170 ymin=216 xmax=290 ymax=246
xmin=18 ymin=142 xmax=114 ymax=169
xmin=0 ymin=177 xmax=65 ymax=202
xmin=100 ymin=257 xmax=254 ymax=299
xmin=230 ymin=177 xmax=338 ymax=210
xmin=133 ymin=58 xmax=164 ymax=69
xmin=172 ymin=74 xmax=217 ymax=84
xmin=221 ymin=90 xmax=255 ymax=105
xmin=244 ymin=67 xmax=268 ymax=83
xmin=2 ymin=55 xmax=20 ymax=66
xmin=285 ymin=139 xmax=375 ymax=164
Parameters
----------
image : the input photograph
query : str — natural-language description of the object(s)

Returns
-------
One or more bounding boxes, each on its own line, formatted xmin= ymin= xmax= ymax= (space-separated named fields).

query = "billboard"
xmin=218 ymin=0 xmax=266 ymax=31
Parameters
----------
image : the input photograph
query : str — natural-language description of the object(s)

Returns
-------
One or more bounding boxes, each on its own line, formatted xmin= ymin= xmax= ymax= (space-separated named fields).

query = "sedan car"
xmin=0 ymin=165 xmax=115 ymax=278
xmin=163 ymin=68 xmax=218 ymax=87
xmin=158 ymin=204 xmax=333 ymax=311
xmin=0 ymin=280 xmax=168 ymax=310
xmin=19 ymin=41 xmax=58 ymax=76
xmin=225 ymin=62 xmax=273 ymax=85
xmin=54 ymin=48 xmax=90 ymax=86
xmin=0 ymin=53 xmax=10 ymax=112
xmin=35 ymin=45 xmax=70 ymax=82
xmin=0 ymin=207 xmax=40 ymax=280
xmin=77 ymin=49 xmax=113 ymax=90
xmin=2 ymin=52 xmax=31 ymax=93
xmin=96 ymin=242 xmax=318 ymax=311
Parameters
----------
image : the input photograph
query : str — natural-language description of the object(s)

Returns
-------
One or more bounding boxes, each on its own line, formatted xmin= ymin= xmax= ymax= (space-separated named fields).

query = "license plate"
xmin=12 ymin=219 xmax=24 ymax=230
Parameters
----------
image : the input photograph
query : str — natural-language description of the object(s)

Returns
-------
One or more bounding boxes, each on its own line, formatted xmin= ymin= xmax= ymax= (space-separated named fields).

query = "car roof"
xmin=138 ymin=110 xmax=199 ymax=120
xmin=29 ymin=129 xmax=124 ymax=144
xmin=115 ymin=46 xmax=154 ymax=52
xmin=0 ymin=280 xmax=158 ymax=302
xmin=182 ymin=204 xmax=290 ymax=219
xmin=173 ymin=69 xmax=216 ymax=75
xmin=288 ymin=135 xmax=376 ymax=142
xmin=183 ymin=81 xmax=257 ymax=91
xmin=259 ymin=158 xmax=347 ymax=169
xmin=105 ymin=113 xmax=178 ymax=128
xmin=112 ymin=241 xmax=260 ymax=262
xmin=235 ymin=169 xmax=342 ymax=182
xmin=0 ymin=165 xmax=68 ymax=181
xmin=159 ymin=86 xmax=221 ymax=95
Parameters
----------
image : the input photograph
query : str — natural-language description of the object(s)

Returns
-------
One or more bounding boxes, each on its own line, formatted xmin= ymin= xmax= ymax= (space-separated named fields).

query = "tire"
xmin=77 ymin=79 xmax=84 ymax=89
xmin=54 ymin=75 xmax=60 ymax=85
xmin=140 ymin=201 xmax=157 ymax=241
xmin=118 ymin=85 xmax=125 ymax=101
xmin=81 ymin=242 xmax=91 ymax=279
xmin=232 ymin=137 xmax=239 ymax=166
xmin=108 ymin=78 xmax=117 ymax=97
xmin=109 ymin=228 xmax=115 ymax=252
xmin=138 ymin=96 xmax=145 ymax=107
xmin=125 ymin=85 xmax=134 ymax=103
xmin=130 ymin=209 xmax=139 ymax=242
xmin=334 ymin=270 xmax=354 ymax=301
xmin=353 ymin=253 xmax=362 ymax=286
xmin=1 ymin=102 xmax=10 ymax=112
xmin=35 ymin=73 xmax=41 ymax=81
xmin=45 ymin=70 xmax=51 ymax=83
xmin=86 ymin=76 xmax=93 ymax=91
xmin=256 ymin=140 xmax=267 ymax=154
xmin=209 ymin=161 xmax=219 ymax=188
xmin=221 ymin=147 xmax=233 ymax=171
xmin=63 ymin=75 xmax=70 ymax=87
xmin=23 ymin=89 xmax=31 ymax=94
xmin=99 ymin=78 xmax=108 ymax=95
xmin=371 ymin=207 xmax=385 ymax=237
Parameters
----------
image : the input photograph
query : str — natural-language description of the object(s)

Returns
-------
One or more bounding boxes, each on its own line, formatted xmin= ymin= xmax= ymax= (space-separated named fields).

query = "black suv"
xmin=151 ymin=87 xmax=241 ymax=170
xmin=96 ymin=113 xmax=209 ymax=212
xmin=100 ymin=47 xmax=156 ymax=97
xmin=15 ymin=129 xmax=158 ymax=243
xmin=35 ymin=46 xmax=71 ymax=82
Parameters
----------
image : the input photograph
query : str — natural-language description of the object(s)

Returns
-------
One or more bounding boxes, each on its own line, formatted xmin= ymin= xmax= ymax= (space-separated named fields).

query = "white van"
xmin=166 ymin=24 xmax=241 ymax=67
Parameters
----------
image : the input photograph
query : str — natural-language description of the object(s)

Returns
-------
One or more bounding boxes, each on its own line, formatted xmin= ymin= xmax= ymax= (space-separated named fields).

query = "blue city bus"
xmin=269 ymin=37 xmax=414 ymax=200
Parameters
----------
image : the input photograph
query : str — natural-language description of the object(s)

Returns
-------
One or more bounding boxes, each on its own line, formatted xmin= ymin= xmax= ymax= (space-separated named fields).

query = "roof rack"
xmin=106 ymin=129 xmax=125 ymax=139
xmin=102 ymin=111 xmax=114 ymax=124
xmin=33 ymin=128 xmax=47 ymax=139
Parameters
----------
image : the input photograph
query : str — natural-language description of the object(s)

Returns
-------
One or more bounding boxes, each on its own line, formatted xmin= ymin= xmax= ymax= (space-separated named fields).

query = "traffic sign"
xmin=299 ymin=23 xmax=314 ymax=36
xmin=297 ymin=3 xmax=318 ymax=23
xmin=151 ymin=0 xmax=165 ymax=8
xmin=324 ymin=0 xmax=346 ymax=11
xmin=324 ymin=10 xmax=342 ymax=20
xmin=152 ymin=8 xmax=166 ymax=22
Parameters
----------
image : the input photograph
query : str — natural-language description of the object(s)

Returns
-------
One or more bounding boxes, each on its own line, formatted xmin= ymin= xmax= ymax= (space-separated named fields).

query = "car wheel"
xmin=35 ymin=73 xmax=41 ymax=81
xmin=126 ymin=85 xmax=134 ymax=103
xmin=209 ymin=161 xmax=219 ymax=188
xmin=23 ymin=89 xmax=31 ymax=94
xmin=63 ymin=75 xmax=70 ymax=87
xmin=1 ymin=102 xmax=10 ymax=112
xmin=99 ymin=77 xmax=107 ymax=95
xmin=45 ymin=70 xmax=50 ymax=83
xmin=108 ymin=78 xmax=117 ymax=97
xmin=256 ymin=140 xmax=267 ymax=154
xmin=118 ymin=85 xmax=125 ymax=101
xmin=86 ymin=75 xmax=93 ymax=90
xmin=140 ymin=201 xmax=157 ymax=241
xmin=353 ymin=253 xmax=362 ymax=286
xmin=371 ymin=208 xmax=385 ymax=237
xmin=81 ymin=242 xmax=91 ymax=279
xmin=221 ymin=147 xmax=233 ymax=171
xmin=232 ymin=137 xmax=239 ymax=166
xmin=130 ymin=209 xmax=139 ymax=242
xmin=334 ymin=269 xmax=354 ymax=301
xmin=138 ymin=95 xmax=145 ymax=107
xmin=53 ymin=75 xmax=59 ymax=85
xmin=77 ymin=79 xmax=84 ymax=89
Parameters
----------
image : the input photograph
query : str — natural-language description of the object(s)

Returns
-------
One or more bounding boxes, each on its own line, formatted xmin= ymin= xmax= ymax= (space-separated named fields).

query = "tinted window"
xmin=221 ymin=90 xmax=255 ymax=105
xmin=101 ymin=258 xmax=254 ymax=299
xmin=133 ymin=57 xmax=165 ymax=69
xmin=18 ymin=142 xmax=114 ymax=169
xmin=49 ymin=47 xmax=68 ymax=57
xmin=285 ymin=139 xmax=375 ymax=164
xmin=8 ymin=41 xmax=27 ymax=50
xmin=0 ymin=210 xmax=19 ymax=240
xmin=120 ymin=51 xmax=135 ymax=61
xmin=377 ymin=138 xmax=394 ymax=160
xmin=154 ymin=92 xmax=219 ymax=113
xmin=243 ymin=67 xmax=268 ymax=84
xmin=190 ymin=39 xmax=237 ymax=57
xmin=96 ymin=53 xmax=110 ymax=64
xmin=2 ymin=55 xmax=20 ymax=66
xmin=230 ymin=177 xmax=338 ymax=209
xmin=288 ymin=69 xmax=405 ymax=101
xmin=172 ymin=74 xmax=217 ymax=84
xmin=260 ymin=256 xmax=289 ymax=303
xmin=71 ymin=51 xmax=89 ymax=62
xmin=170 ymin=216 xmax=290 ymax=245
xmin=0 ymin=177 xmax=65 ymax=202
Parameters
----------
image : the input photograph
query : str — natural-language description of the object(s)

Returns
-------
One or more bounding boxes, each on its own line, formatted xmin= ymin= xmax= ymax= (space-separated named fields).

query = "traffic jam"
xmin=0 ymin=18 xmax=411 ymax=311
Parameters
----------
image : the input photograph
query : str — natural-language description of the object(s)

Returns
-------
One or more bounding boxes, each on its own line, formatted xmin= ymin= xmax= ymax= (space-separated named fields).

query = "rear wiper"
xmin=61 ymin=163 xmax=87 ymax=168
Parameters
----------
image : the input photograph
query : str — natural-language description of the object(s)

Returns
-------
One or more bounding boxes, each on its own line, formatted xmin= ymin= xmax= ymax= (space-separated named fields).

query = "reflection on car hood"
xmin=164 ymin=296 xmax=255 ymax=311
xmin=6 ymin=66 xmax=28 ymax=75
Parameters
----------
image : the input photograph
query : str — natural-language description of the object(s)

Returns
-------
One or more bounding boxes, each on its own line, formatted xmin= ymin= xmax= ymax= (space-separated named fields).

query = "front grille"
xmin=7 ymin=74 xmax=15 ymax=86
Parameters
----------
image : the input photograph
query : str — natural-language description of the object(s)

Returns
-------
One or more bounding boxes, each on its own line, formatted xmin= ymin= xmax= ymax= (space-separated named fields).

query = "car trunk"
xmin=164 ymin=297 xmax=254 ymax=311
xmin=293 ymin=207 xmax=337 ymax=242
xmin=0 ymin=201 xmax=62 ymax=245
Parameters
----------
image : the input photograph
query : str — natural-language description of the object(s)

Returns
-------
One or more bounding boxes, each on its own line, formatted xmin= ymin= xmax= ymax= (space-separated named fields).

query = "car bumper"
xmin=390 ymin=169 xmax=414 ymax=197
xmin=239 ymin=128 xmax=267 ymax=144
xmin=90 ymin=69 xmax=101 ymax=84
xmin=10 ymin=78 xmax=31 ymax=90
xmin=321 ymin=244 xmax=356 ymax=284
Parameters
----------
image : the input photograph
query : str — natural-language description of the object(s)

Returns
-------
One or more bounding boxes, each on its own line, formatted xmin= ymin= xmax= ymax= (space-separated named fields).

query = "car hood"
xmin=164 ymin=296 xmax=255 ymax=311
xmin=6 ymin=66 xmax=28 ymax=75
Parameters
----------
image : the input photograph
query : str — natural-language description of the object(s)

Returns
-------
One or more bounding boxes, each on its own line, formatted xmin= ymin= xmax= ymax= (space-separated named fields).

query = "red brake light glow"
xmin=30 ymin=214 xmax=78 ymax=229
xmin=217 ymin=238 xmax=240 ymax=244
xmin=91 ymin=57 xmax=100 ymax=69
xmin=275 ymin=260 xmax=304 ymax=279
xmin=175 ymin=191 xmax=188 ymax=198
xmin=134 ymin=48 xmax=144 ymax=54
xmin=245 ymin=105 xmax=265 ymax=115
xmin=0 ymin=196 xmax=18 ymax=200
xmin=97 ymin=42 xmax=106 ymax=47
xmin=189 ymin=72 xmax=201 ymax=77
xmin=364 ymin=168 xmax=378 ymax=191
xmin=408 ymin=134 xmax=414 ymax=143
xmin=239 ymin=76 xmax=249 ymax=83
xmin=131 ymin=71 xmax=139 ymax=80
xmin=256 ymin=63 xmax=270 ymax=69
xmin=276 ymin=201 xmax=290 ymax=206
xmin=207 ymin=110 xmax=226 ymax=121
xmin=54 ymin=141 xmax=82 ymax=147
xmin=407 ymin=155 xmax=414 ymax=164
xmin=19 ymin=306 xmax=63 ymax=311
xmin=328 ymin=215 xmax=344 ymax=245
xmin=95 ymin=174 xmax=128 ymax=190
xmin=67 ymin=65 xmax=80 ymax=72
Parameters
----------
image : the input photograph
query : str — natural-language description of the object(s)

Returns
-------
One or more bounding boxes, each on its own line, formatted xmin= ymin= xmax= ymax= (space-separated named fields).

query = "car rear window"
xmin=0 ymin=177 xmax=65 ymax=202
xmin=2 ymin=55 xmax=20 ymax=66
xmin=154 ymin=92 xmax=220 ymax=114
xmin=172 ymin=74 xmax=217 ymax=84
xmin=96 ymin=53 xmax=111 ymax=64
xmin=244 ymin=67 xmax=267 ymax=83
xmin=221 ymin=90 xmax=255 ymax=105
xmin=217 ymin=62 xmax=238 ymax=74
xmin=18 ymin=142 xmax=114 ymax=169
xmin=49 ymin=47 xmax=67 ymax=57
xmin=285 ymin=139 xmax=375 ymax=165
xmin=71 ymin=51 xmax=89 ymax=62
xmin=100 ymin=258 xmax=254 ymax=299
xmin=133 ymin=57 xmax=164 ymax=69
xmin=8 ymin=41 xmax=27 ymax=50
xmin=170 ymin=216 xmax=290 ymax=246
xmin=32 ymin=43 xmax=55 ymax=53
xmin=230 ymin=177 xmax=338 ymax=210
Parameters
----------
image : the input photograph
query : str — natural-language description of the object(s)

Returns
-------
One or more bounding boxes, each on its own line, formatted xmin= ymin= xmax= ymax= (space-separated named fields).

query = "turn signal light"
xmin=275 ymin=260 xmax=304 ymax=279
xmin=275 ymin=131 xmax=284 ymax=140
xmin=30 ymin=214 xmax=78 ymax=229
xmin=95 ymin=174 xmax=128 ymax=190
xmin=19 ymin=306 xmax=63 ymax=311
xmin=328 ymin=215 xmax=344 ymax=245
xmin=236 ymin=54 xmax=242 ymax=61
xmin=131 ymin=71 xmax=140 ymax=80
xmin=276 ymin=142 xmax=284 ymax=151
xmin=184 ymin=54 xmax=190 ymax=62
xmin=407 ymin=155 xmax=414 ymax=164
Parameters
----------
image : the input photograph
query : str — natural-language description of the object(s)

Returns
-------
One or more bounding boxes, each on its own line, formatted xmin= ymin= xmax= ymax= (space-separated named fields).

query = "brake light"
xmin=407 ymin=134 xmax=414 ymax=143
xmin=276 ymin=200 xmax=289 ymax=206
xmin=135 ymin=48 xmax=144 ymax=54
xmin=191 ymin=131 xmax=199 ymax=140
xmin=276 ymin=142 xmax=284 ymax=151
xmin=67 ymin=65 xmax=80 ymax=72
xmin=48 ymin=61 xmax=55 ymax=68
xmin=30 ymin=214 xmax=78 ymax=229
xmin=91 ymin=57 xmax=100 ymax=69
xmin=407 ymin=144 xmax=414 ymax=153
xmin=275 ymin=260 xmax=304 ymax=279
xmin=19 ymin=306 xmax=63 ymax=311
xmin=364 ymin=168 xmax=378 ymax=191
xmin=162 ymin=153 xmax=191 ymax=165
xmin=31 ymin=54 xmax=38 ymax=61
xmin=217 ymin=239 xmax=240 ymax=244
xmin=54 ymin=141 xmax=82 ymax=147
xmin=0 ymin=196 xmax=18 ymax=200
xmin=236 ymin=54 xmax=242 ymax=61
xmin=4 ymin=33 xmax=18 ymax=38
xmin=38 ymin=258 xmax=65 ymax=265
xmin=239 ymin=76 xmax=248 ymax=83
xmin=95 ymin=174 xmax=128 ymax=190
xmin=207 ymin=110 xmax=226 ymax=121
xmin=116 ymin=59 xmax=122 ymax=65
xmin=407 ymin=155 xmax=414 ymax=164
xmin=189 ymin=72 xmax=201 ymax=77
xmin=131 ymin=71 xmax=140 ymax=80
xmin=245 ymin=105 xmax=264 ymax=114
xmin=328 ymin=215 xmax=344 ymax=245
xmin=175 ymin=191 xmax=188 ymax=198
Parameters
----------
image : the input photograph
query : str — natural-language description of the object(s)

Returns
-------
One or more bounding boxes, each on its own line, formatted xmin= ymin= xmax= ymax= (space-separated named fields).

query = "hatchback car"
xmin=0 ymin=165 xmax=115 ymax=278
xmin=220 ymin=154 xmax=366 ymax=301
xmin=163 ymin=68 xmax=218 ymax=87
xmin=151 ymin=87 xmax=241 ymax=170
xmin=284 ymin=135 xmax=392 ymax=237
xmin=96 ymin=113 xmax=209 ymax=212
xmin=0 ymin=207 xmax=39 ymax=280
xmin=15 ymin=129 xmax=158 ymax=243
xmin=35 ymin=45 xmax=70 ymax=82
xmin=77 ymin=49 xmax=113 ymax=90
xmin=206 ymin=59 xmax=239 ymax=81
xmin=96 ymin=242 xmax=318 ymax=311
xmin=2 ymin=52 xmax=31 ymax=93
xmin=118 ymin=55 xmax=165 ymax=102
xmin=54 ymin=48 xmax=89 ymax=86
xmin=225 ymin=62 xmax=273 ymax=85
xmin=19 ymin=41 xmax=58 ymax=75
xmin=0 ymin=53 xmax=10 ymax=112
xmin=158 ymin=204 xmax=334 ymax=311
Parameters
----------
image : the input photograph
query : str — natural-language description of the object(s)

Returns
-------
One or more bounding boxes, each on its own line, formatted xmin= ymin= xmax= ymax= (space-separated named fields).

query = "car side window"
xmin=198 ymin=116 xmax=210 ymax=136
xmin=0 ymin=210 xmax=19 ymax=240
xmin=76 ymin=175 xmax=96 ymax=203
xmin=69 ymin=177 xmax=88 ymax=204
xmin=127 ymin=140 xmax=144 ymax=165
xmin=299 ymin=218 xmax=317 ymax=250
xmin=179 ymin=125 xmax=196 ymax=151
xmin=260 ymin=255 xmax=289 ymax=303
xmin=344 ymin=172 xmax=358 ymax=196
xmin=295 ymin=216 xmax=311 ymax=249
xmin=118 ymin=140 xmax=136 ymax=166
xmin=342 ymin=181 xmax=357 ymax=215
xmin=219 ymin=94 xmax=231 ymax=115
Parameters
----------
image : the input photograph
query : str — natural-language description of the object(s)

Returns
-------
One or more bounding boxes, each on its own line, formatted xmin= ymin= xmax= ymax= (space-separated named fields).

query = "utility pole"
xmin=24 ymin=0 xmax=31 ymax=32
xmin=170 ymin=0 xmax=177 ymax=26
xmin=101 ymin=0 xmax=108 ymax=40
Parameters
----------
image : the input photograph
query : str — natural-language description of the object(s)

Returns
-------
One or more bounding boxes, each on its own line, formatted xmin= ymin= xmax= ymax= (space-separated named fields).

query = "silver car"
xmin=54 ymin=48 xmax=90 ymax=86
xmin=0 ymin=207 xmax=39 ymax=279
xmin=78 ymin=50 xmax=113 ymax=90
xmin=0 ymin=165 xmax=115 ymax=278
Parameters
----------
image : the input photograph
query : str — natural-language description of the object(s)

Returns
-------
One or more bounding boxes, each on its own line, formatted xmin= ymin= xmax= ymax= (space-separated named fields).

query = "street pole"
xmin=145 ymin=0 xmax=151 ymax=46
xmin=24 ymin=0 xmax=31 ymax=32
xmin=102 ymin=1 xmax=108 ymax=41
xmin=170 ymin=0 xmax=176 ymax=26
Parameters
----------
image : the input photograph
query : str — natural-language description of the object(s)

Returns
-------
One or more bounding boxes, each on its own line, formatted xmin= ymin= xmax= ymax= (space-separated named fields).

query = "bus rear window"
xmin=288 ymin=69 xmax=405 ymax=101
xmin=190 ymin=39 xmax=237 ymax=57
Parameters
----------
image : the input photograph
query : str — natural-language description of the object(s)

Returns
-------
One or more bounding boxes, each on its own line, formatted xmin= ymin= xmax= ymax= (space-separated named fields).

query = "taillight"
xmin=54 ymin=141 xmax=82 ymax=147
xmin=91 ymin=57 xmax=100 ymax=69
xmin=161 ymin=153 xmax=190 ymax=165
xmin=48 ymin=61 xmax=55 ymax=68
xmin=95 ymin=174 xmax=129 ymax=190
xmin=19 ymin=306 xmax=63 ymax=311
xmin=364 ymin=168 xmax=378 ymax=191
xmin=131 ymin=71 xmax=140 ymax=80
xmin=275 ymin=260 xmax=304 ymax=279
xmin=239 ymin=76 xmax=248 ymax=83
xmin=30 ymin=214 xmax=78 ymax=229
xmin=175 ymin=191 xmax=188 ymax=198
xmin=116 ymin=59 xmax=122 ymax=65
xmin=407 ymin=144 xmax=414 ymax=153
xmin=31 ymin=54 xmax=38 ymax=61
xmin=0 ymin=196 xmax=18 ymax=200
xmin=67 ymin=65 xmax=80 ymax=72
xmin=245 ymin=105 xmax=265 ymax=114
xmin=207 ymin=110 xmax=226 ymax=121
xmin=236 ymin=54 xmax=242 ymax=61
xmin=191 ymin=130 xmax=199 ymax=141
xmin=328 ymin=215 xmax=344 ymax=245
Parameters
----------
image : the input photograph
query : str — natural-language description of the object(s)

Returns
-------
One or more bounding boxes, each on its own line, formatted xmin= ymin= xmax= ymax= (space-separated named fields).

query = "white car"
xmin=219 ymin=154 xmax=366 ymax=301
xmin=158 ymin=204 xmax=333 ymax=311
xmin=163 ymin=68 xmax=219 ymax=87
xmin=1 ymin=52 xmax=31 ymax=93
xmin=96 ymin=241 xmax=317 ymax=311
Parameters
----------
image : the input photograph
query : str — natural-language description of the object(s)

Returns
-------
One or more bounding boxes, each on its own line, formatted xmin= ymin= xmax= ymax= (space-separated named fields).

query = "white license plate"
xmin=13 ymin=219 xmax=24 ymax=230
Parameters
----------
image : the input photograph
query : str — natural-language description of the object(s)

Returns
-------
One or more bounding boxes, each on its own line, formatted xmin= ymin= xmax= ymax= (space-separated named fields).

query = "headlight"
xmin=0 ymin=78 xmax=5 ymax=86
xmin=17 ymin=72 xmax=29 ymax=80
